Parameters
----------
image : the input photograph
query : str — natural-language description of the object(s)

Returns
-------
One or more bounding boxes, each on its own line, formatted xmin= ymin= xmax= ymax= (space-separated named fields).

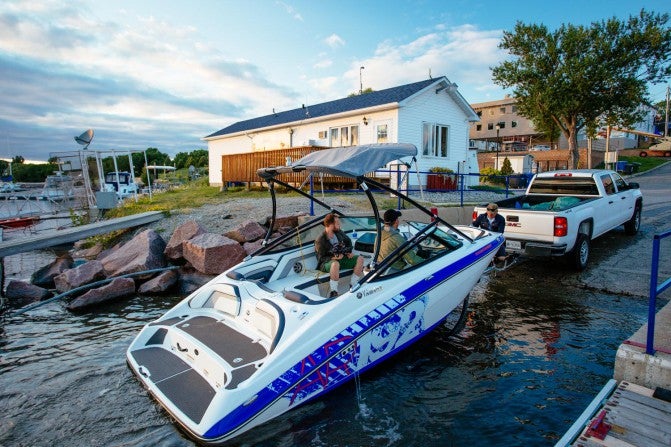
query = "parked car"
xmin=530 ymin=145 xmax=551 ymax=151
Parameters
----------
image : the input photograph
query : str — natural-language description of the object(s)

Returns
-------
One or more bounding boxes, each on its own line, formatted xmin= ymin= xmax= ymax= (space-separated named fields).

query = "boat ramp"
xmin=0 ymin=211 xmax=164 ymax=258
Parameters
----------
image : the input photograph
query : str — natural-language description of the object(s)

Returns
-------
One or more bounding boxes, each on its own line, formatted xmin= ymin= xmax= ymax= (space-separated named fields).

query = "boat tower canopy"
xmin=257 ymin=143 xmax=417 ymax=180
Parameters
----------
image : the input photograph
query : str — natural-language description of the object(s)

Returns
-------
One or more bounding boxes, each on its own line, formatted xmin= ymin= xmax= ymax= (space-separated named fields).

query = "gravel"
xmin=144 ymin=189 xmax=525 ymax=240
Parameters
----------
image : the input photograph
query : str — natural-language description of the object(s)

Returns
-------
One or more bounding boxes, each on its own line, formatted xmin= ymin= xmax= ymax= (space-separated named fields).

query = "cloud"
xmin=347 ymin=24 xmax=507 ymax=103
xmin=275 ymin=1 xmax=303 ymax=21
xmin=0 ymin=1 xmax=302 ymax=160
xmin=324 ymin=34 xmax=345 ymax=49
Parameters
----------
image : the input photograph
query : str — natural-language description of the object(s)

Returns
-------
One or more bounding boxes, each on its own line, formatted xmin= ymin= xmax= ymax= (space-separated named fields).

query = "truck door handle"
xmin=608 ymin=201 xmax=614 ymax=204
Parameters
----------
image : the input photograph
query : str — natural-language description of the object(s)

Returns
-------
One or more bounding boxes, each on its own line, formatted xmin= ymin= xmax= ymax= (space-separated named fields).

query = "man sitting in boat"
xmin=315 ymin=213 xmax=364 ymax=297
xmin=376 ymin=209 xmax=424 ymax=273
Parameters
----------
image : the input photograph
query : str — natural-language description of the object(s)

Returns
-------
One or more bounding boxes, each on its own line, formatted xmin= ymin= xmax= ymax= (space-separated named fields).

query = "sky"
xmin=1 ymin=0 xmax=669 ymax=162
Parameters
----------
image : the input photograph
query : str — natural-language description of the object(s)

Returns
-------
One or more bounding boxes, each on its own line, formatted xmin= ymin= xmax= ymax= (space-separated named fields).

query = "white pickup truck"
xmin=472 ymin=169 xmax=643 ymax=270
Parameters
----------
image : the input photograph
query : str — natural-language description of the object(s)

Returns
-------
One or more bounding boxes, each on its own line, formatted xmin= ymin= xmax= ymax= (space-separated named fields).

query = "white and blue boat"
xmin=126 ymin=143 xmax=503 ymax=444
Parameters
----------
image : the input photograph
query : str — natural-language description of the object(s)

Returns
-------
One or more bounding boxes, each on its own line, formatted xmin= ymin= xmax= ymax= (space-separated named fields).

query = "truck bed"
xmin=496 ymin=195 xmax=596 ymax=212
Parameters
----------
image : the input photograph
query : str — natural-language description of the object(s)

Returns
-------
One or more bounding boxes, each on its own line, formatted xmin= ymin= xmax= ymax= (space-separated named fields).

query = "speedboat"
xmin=126 ymin=143 xmax=503 ymax=444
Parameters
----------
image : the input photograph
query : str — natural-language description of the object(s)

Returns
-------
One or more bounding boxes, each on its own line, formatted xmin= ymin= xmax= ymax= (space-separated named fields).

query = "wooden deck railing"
xmin=221 ymin=146 xmax=356 ymax=187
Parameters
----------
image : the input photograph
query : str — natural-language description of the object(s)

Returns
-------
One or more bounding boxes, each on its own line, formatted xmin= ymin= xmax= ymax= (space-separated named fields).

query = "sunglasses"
xmin=487 ymin=208 xmax=498 ymax=211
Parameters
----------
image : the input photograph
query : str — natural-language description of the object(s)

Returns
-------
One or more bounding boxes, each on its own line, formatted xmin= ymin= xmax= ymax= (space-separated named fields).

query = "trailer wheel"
xmin=570 ymin=234 xmax=590 ymax=271
xmin=639 ymin=151 xmax=648 ymax=157
xmin=665 ymin=151 xmax=671 ymax=157
xmin=624 ymin=204 xmax=641 ymax=235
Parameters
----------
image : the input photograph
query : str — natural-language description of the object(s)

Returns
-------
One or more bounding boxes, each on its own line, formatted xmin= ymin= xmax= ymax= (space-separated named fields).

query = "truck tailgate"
xmin=499 ymin=210 xmax=557 ymax=244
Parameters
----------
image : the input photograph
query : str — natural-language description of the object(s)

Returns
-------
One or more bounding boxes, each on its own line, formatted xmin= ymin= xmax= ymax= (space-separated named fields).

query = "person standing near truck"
xmin=473 ymin=203 xmax=507 ymax=261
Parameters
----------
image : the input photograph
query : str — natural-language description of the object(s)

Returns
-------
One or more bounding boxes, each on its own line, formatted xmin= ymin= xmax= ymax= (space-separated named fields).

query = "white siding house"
xmin=204 ymin=77 xmax=480 ymax=187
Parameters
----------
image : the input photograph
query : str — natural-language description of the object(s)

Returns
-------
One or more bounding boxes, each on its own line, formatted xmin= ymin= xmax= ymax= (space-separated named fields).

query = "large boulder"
xmin=67 ymin=277 xmax=136 ymax=311
xmin=54 ymin=260 xmax=106 ymax=293
xmin=164 ymin=220 xmax=206 ymax=261
xmin=138 ymin=270 xmax=178 ymax=294
xmin=243 ymin=240 xmax=264 ymax=255
xmin=183 ymin=233 xmax=246 ymax=275
xmin=177 ymin=268 xmax=216 ymax=296
xmin=5 ymin=280 xmax=52 ymax=306
xmin=100 ymin=229 xmax=166 ymax=277
xmin=225 ymin=220 xmax=266 ymax=243
xmin=31 ymin=254 xmax=74 ymax=288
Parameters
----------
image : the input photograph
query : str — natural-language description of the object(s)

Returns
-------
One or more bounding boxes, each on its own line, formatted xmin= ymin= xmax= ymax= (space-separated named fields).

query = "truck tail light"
xmin=472 ymin=210 xmax=479 ymax=221
xmin=554 ymin=217 xmax=568 ymax=237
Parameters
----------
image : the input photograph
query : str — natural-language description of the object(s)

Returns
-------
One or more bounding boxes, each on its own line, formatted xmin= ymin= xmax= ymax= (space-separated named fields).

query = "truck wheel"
xmin=624 ymin=204 xmax=641 ymax=235
xmin=570 ymin=234 xmax=590 ymax=271
xmin=639 ymin=151 xmax=648 ymax=157
xmin=665 ymin=151 xmax=671 ymax=157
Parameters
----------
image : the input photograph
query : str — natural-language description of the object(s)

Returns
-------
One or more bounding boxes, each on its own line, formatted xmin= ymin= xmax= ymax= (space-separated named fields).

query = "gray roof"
xmin=205 ymin=77 xmax=473 ymax=139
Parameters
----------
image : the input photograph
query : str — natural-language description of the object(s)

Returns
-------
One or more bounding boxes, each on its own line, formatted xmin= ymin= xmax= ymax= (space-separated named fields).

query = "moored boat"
xmin=126 ymin=143 xmax=503 ymax=444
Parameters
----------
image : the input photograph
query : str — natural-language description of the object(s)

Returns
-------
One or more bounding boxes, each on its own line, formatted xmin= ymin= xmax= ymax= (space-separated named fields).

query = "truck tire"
xmin=570 ymin=234 xmax=590 ymax=271
xmin=624 ymin=204 xmax=641 ymax=235
xmin=639 ymin=151 xmax=648 ymax=157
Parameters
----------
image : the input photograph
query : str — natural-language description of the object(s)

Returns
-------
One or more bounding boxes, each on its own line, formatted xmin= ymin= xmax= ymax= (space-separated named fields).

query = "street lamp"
xmin=495 ymin=123 xmax=501 ymax=170
xmin=359 ymin=66 xmax=365 ymax=94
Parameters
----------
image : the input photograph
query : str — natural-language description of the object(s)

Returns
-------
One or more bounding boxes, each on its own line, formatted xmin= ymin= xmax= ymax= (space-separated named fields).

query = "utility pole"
xmin=665 ymin=85 xmax=669 ymax=137
xmin=359 ymin=66 xmax=365 ymax=95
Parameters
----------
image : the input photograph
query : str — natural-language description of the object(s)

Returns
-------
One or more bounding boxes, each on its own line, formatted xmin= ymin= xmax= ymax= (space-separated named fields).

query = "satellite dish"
xmin=75 ymin=129 xmax=94 ymax=149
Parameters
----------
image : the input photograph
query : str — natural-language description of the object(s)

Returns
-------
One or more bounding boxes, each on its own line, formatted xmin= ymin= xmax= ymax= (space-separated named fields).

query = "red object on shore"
xmin=0 ymin=216 xmax=40 ymax=229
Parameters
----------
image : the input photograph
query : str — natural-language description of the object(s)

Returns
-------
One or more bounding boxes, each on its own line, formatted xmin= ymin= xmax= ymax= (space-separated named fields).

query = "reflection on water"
xmin=0 ymin=264 xmax=652 ymax=447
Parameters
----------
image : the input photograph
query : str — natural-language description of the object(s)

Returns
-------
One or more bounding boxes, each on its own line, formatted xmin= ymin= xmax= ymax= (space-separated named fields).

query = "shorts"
xmin=321 ymin=255 xmax=359 ymax=272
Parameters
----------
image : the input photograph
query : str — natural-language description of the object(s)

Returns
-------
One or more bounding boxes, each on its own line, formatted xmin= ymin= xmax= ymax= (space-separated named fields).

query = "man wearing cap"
xmin=315 ymin=213 xmax=364 ymax=297
xmin=376 ymin=209 xmax=423 ymax=272
xmin=472 ymin=202 xmax=507 ymax=261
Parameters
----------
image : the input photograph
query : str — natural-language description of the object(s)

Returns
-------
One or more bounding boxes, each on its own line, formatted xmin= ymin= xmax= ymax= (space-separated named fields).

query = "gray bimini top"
xmin=256 ymin=143 xmax=417 ymax=180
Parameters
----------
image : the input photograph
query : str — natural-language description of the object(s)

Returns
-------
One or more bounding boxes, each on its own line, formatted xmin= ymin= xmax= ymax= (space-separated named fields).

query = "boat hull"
xmin=127 ymin=229 xmax=502 ymax=444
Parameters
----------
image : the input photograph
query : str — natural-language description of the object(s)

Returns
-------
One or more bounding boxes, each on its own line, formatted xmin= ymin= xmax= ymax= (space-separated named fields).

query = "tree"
xmin=492 ymin=10 xmax=671 ymax=168
xmin=12 ymin=155 xmax=25 ymax=164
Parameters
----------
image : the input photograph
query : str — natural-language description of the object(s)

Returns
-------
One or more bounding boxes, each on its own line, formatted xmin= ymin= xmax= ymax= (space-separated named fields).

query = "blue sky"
xmin=1 ymin=0 xmax=669 ymax=162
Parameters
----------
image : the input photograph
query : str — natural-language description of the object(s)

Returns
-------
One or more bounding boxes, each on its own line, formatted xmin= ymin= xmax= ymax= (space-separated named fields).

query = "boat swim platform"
xmin=0 ymin=211 xmax=164 ymax=258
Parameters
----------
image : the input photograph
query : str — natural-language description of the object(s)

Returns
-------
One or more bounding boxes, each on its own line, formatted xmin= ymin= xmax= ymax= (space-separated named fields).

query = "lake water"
xmin=0 ymin=258 xmax=652 ymax=447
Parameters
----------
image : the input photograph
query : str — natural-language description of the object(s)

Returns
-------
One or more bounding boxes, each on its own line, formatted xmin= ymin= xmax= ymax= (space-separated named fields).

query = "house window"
xmin=487 ymin=123 xmax=494 ymax=130
xmin=329 ymin=125 xmax=360 ymax=146
xmin=500 ymin=107 xmax=506 ymax=114
xmin=489 ymin=109 xmax=494 ymax=116
xmin=511 ymin=121 xmax=518 ymax=128
xmin=377 ymin=124 xmax=388 ymax=143
xmin=476 ymin=124 xmax=482 ymax=131
xmin=422 ymin=122 xmax=449 ymax=157
xmin=498 ymin=122 xmax=506 ymax=129
xmin=477 ymin=111 xmax=482 ymax=117
xmin=318 ymin=130 xmax=327 ymax=139
xmin=512 ymin=105 xmax=518 ymax=113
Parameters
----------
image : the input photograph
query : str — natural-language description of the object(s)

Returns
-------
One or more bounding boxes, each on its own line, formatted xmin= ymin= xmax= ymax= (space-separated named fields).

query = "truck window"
xmin=528 ymin=178 xmax=599 ymax=195
xmin=612 ymin=173 xmax=627 ymax=191
xmin=600 ymin=174 xmax=615 ymax=195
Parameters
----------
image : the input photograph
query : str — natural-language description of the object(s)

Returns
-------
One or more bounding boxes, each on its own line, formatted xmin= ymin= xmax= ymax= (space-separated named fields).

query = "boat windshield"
xmin=405 ymin=221 xmax=464 ymax=250
xmin=262 ymin=216 xmax=379 ymax=254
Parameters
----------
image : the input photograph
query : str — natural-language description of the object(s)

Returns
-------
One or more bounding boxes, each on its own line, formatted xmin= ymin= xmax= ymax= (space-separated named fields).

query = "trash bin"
xmin=629 ymin=162 xmax=641 ymax=173
xmin=616 ymin=160 xmax=628 ymax=172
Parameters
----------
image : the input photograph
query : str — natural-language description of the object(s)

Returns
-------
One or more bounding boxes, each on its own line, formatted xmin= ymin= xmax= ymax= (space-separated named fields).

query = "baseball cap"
xmin=383 ymin=209 xmax=402 ymax=224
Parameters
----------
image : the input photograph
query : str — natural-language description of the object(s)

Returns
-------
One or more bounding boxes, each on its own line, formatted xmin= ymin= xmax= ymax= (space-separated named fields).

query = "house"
xmin=469 ymin=96 xmax=546 ymax=151
xmin=204 ymin=77 xmax=480 ymax=188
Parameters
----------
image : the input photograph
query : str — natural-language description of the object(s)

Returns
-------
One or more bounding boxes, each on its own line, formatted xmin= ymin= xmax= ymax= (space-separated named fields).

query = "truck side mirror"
xmin=627 ymin=182 xmax=640 ymax=189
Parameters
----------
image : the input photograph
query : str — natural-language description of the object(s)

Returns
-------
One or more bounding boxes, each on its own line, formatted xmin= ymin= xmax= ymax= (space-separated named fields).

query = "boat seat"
xmin=251 ymin=299 xmax=285 ymax=352
xmin=213 ymin=291 xmax=241 ymax=316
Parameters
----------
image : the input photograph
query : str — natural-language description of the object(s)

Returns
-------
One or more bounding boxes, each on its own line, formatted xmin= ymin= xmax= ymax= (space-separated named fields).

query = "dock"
xmin=559 ymin=380 xmax=671 ymax=446
xmin=0 ymin=211 xmax=164 ymax=257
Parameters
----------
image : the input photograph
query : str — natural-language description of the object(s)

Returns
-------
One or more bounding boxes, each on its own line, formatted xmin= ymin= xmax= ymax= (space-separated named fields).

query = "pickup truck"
xmin=472 ymin=169 xmax=643 ymax=270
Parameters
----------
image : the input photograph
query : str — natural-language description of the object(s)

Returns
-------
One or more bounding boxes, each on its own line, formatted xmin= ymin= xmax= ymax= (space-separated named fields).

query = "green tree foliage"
xmin=500 ymin=157 xmax=514 ymax=175
xmin=492 ymin=9 xmax=671 ymax=168
xmin=12 ymin=163 xmax=60 ymax=182
xmin=174 ymin=149 xmax=208 ymax=169
xmin=12 ymin=155 xmax=25 ymax=164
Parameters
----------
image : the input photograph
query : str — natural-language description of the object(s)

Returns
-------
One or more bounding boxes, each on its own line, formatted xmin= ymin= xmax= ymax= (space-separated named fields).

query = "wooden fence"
xmin=221 ymin=146 xmax=361 ymax=188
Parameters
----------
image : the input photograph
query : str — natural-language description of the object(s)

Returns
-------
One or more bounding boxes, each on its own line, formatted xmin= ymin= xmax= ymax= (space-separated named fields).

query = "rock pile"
xmin=7 ymin=214 xmax=305 ymax=311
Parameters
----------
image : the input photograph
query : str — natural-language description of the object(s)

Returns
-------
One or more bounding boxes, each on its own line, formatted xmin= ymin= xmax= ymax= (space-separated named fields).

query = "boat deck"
xmin=566 ymin=381 xmax=671 ymax=446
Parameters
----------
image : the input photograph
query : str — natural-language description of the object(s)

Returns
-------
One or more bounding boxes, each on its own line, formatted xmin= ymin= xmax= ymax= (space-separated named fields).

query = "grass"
xmin=617 ymin=155 xmax=667 ymax=172
xmin=104 ymin=178 xmax=269 ymax=218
